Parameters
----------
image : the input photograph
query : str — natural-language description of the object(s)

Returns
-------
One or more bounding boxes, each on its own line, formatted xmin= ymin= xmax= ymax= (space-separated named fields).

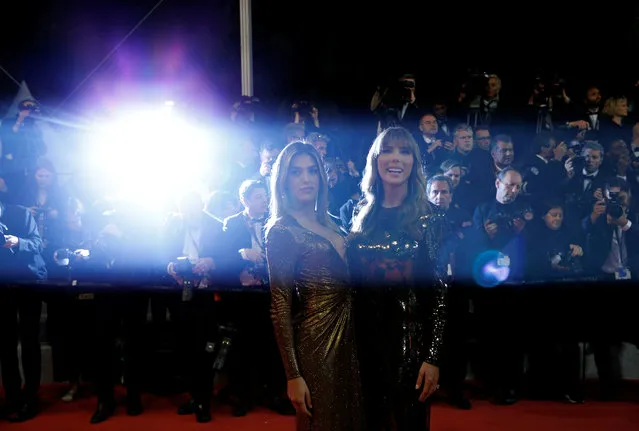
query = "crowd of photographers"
xmin=0 ymin=70 xmax=638 ymax=424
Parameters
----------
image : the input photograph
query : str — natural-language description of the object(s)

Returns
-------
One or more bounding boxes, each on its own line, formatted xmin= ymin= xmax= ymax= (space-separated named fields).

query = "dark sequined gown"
xmin=266 ymin=215 xmax=365 ymax=431
xmin=348 ymin=207 xmax=448 ymax=431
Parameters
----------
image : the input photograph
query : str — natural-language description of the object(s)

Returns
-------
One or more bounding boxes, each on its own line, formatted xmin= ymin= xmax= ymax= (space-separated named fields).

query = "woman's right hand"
xmin=287 ymin=377 xmax=312 ymax=417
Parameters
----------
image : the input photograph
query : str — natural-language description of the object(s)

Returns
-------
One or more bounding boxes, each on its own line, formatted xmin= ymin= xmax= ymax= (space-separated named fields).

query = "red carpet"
xmin=7 ymin=384 xmax=639 ymax=430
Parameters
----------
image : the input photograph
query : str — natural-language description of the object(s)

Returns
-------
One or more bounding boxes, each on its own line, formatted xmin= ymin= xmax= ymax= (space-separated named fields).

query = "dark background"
xmin=0 ymin=0 xmax=638 ymax=116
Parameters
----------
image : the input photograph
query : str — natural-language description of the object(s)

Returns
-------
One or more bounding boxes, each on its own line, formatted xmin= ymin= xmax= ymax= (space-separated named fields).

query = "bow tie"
xmin=584 ymin=173 xmax=596 ymax=179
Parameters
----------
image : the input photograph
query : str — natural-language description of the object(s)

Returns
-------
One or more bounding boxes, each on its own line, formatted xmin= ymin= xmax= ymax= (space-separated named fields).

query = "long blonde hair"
xmin=350 ymin=127 xmax=429 ymax=240
xmin=265 ymin=141 xmax=337 ymax=234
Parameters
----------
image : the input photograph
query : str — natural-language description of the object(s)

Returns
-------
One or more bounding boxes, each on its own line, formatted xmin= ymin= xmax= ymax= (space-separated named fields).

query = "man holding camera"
xmin=581 ymin=178 xmax=636 ymax=400
xmin=563 ymin=141 xmax=606 ymax=224
xmin=219 ymin=180 xmax=294 ymax=416
xmin=371 ymin=73 xmax=419 ymax=132
xmin=160 ymin=191 xmax=222 ymax=424
xmin=471 ymin=167 xmax=532 ymax=405
xmin=0 ymin=199 xmax=46 ymax=422
xmin=582 ymin=178 xmax=636 ymax=280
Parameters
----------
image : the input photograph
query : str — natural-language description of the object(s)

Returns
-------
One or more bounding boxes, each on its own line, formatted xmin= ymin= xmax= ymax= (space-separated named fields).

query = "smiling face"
xmin=377 ymin=139 xmax=415 ymax=187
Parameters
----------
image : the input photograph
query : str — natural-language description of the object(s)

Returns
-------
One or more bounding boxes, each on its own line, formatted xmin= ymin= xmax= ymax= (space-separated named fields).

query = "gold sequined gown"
xmin=266 ymin=215 xmax=365 ymax=431
xmin=348 ymin=207 xmax=448 ymax=431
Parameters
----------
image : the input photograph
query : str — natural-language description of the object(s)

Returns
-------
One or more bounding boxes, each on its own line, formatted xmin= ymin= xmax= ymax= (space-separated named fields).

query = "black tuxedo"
xmin=399 ymin=101 xmax=421 ymax=133
xmin=220 ymin=211 xmax=267 ymax=286
xmin=562 ymin=170 xmax=607 ymax=223
xmin=219 ymin=211 xmax=283 ymax=408
xmin=521 ymin=155 xmax=566 ymax=202
xmin=414 ymin=132 xmax=451 ymax=169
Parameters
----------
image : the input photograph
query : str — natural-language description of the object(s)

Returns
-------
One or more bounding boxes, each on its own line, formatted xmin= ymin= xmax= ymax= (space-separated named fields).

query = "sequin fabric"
xmin=266 ymin=215 xmax=365 ymax=431
xmin=348 ymin=207 xmax=448 ymax=430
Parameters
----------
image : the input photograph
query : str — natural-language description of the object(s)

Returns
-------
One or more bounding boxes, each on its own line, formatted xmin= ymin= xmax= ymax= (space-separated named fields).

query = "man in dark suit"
xmin=562 ymin=141 xmax=607 ymax=225
xmin=156 ymin=191 xmax=224 ymax=424
xmin=581 ymin=178 xmax=636 ymax=400
xmin=470 ymin=167 xmax=532 ymax=405
xmin=220 ymin=180 xmax=293 ymax=416
xmin=520 ymin=132 xmax=568 ymax=203
xmin=0 ymin=199 xmax=47 ymax=422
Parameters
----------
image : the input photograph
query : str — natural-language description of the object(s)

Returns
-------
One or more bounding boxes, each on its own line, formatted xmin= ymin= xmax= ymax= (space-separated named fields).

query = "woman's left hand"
xmin=415 ymin=362 xmax=439 ymax=402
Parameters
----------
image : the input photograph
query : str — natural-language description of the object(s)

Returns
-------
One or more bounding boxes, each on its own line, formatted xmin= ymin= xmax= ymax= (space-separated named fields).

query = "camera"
xmin=379 ymin=79 xmax=415 ymax=111
xmin=492 ymin=206 xmax=533 ymax=230
xmin=606 ymin=191 xmax=625 ymax=219
xmin=571 ymin=154 xmax=585 ymax=171
xmin=173 ymin=256 xmax=195 ymax=278
xmin=549 ymin=247 xmax=583 ymax=274
xmin=53 ymin=248 xmax=91 ymax=266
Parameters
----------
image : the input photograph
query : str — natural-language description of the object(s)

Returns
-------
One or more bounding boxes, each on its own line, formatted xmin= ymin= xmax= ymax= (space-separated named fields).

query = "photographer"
xmin=470 ymin=167 xmax=531 ymax=405
xmin=290 ymin=99 xmax=321 ymax=133
xmin=88 ymin=204 xmax=163 ymax=424
xmin=251 ymin=139 xmax=284 ymax=185
xmin=158 ymin=191 xmax=223 ymax=424
xmin=370 ymin=73 xmax=419 ymax=132
xmin=562 ymin=141 xmax=606 ymax=223
xmin=581 ymin=178 xmax=636 ymax=400
xmin=520 ymin=132 xmax=568 ymax=202
xmin=231 ymin=96 xmax=262 ymax=127
xmin=527 ymin=73 xmax=572 ymax=133
xmin=219 ymin=180 xmax=293 ymax=416
xmin=582 ymin=178 xmax=637 ymax=280
xmin=472 ymin=167 xmax=532 ymax=284
xmin=527 ymin=200 xmax=585 ymax=281
xmin=0 ymin=99 xmax=47 ymax=192
xmin=0 ymin=198 xmax=46 ymax=422
xmin=525 ymin=200 xmax=586 ymax=404
xmin=461 ymin=73 xmax=511 ymax=134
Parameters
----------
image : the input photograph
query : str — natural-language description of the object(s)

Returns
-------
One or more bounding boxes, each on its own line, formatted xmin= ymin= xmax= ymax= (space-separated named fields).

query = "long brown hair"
xmin=350 ymin=127 xmax=429 ymax=240
xmin=265 ymin=141 xmax=337 ymax=235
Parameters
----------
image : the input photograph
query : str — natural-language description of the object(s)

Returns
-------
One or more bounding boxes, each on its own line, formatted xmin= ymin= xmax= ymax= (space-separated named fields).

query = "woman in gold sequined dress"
xmin=265 ymin=141 xmax=364 ymax=431
xmin=348 ymin=127 xmax=448 ymax=431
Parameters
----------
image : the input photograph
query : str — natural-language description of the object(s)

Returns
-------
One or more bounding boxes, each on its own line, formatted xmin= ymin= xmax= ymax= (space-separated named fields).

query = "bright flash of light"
xmin=472 ymin=250 xmax=511 ymax=288
xmin=87 ymin=107 xmax=212 ymax=210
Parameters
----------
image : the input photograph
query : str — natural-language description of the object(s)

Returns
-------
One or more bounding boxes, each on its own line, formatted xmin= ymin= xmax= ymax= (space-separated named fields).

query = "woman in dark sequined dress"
xmin=348 ymin=127 xmax=448 ymax=431
xmin=265 ymin=141 xmax=365 ymax=431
